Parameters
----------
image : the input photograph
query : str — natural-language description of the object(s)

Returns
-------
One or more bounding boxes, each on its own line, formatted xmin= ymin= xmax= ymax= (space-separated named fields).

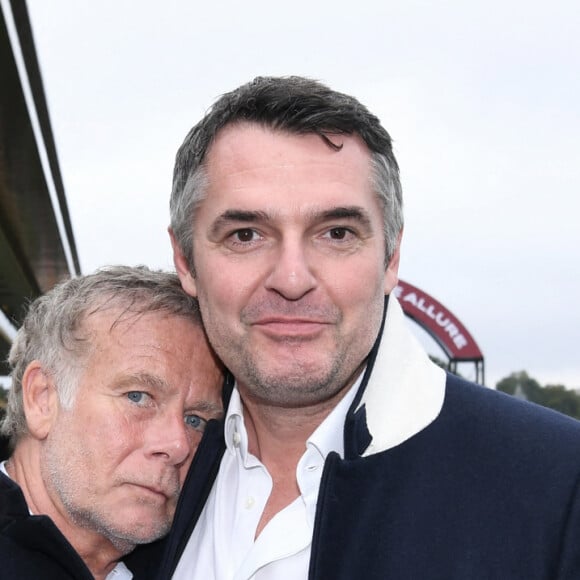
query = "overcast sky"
xmin=19 ymin=0 xmax=580 ymax=388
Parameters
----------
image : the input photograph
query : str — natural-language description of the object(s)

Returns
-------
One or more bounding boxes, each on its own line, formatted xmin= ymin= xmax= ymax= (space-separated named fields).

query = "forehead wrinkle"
xmin=114 ymin=372 xmax=169 ymax=393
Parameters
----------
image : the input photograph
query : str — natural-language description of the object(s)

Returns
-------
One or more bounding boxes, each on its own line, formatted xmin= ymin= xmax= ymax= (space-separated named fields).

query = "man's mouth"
xmin=252 ymin=317 xmax=331 ymax=339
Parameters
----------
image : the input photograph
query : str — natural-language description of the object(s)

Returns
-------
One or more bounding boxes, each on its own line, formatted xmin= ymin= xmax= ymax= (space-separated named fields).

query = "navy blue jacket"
xmin=0 ymin=471 xmax=97 ymax=579
xmin=0 ymin=470 xmax=157 ymax=579
xmin=150 ymin=298 xmax=580 ymax=579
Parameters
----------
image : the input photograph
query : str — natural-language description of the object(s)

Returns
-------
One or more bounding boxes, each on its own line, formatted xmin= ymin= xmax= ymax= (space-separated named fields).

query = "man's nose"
xmin=264 ymin=238 xmax=317 ymax=300
xmin=146 ymin=412 xmax=192 ymax=466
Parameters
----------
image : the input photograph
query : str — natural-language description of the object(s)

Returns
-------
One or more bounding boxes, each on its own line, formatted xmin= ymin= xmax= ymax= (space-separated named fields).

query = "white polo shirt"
xmin=172 ymin=378 xmax=360 ymax=580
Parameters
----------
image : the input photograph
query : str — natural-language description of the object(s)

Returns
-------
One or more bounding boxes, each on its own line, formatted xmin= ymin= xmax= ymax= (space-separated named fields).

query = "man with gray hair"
xmin=0 ymin=265 xmax=224 ymax=580
xmin=161 ymin=75 xmax=580 ymax=578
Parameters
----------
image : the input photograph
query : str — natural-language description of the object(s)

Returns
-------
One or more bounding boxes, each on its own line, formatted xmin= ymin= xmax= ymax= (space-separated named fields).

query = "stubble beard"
xmin=200 ymin=286 xmax=385 ymax=409
xmin=227 ymin=332 xmax=368 ymax=409
xmin=41 ymin=422 xmax=172 ymax=554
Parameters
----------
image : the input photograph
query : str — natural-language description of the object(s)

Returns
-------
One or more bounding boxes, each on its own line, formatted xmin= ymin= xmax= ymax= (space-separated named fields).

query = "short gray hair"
xmin=1 ymin=265 xmax=202 ymax=444
xmin=170 ymin=76 xmax=403 ymax=271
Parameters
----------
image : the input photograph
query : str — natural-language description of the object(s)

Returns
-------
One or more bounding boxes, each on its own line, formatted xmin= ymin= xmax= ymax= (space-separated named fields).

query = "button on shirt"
xmin=172 ymin=378 xmax=361 ymax=580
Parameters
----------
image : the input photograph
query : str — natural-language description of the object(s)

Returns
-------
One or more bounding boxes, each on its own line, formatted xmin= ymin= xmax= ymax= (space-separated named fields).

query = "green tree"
xmin=496 ymin=371 xmax=542 ymax=399
xmin=0 ymin=385 xmax=7 ymax=409
xmin=541 ymin=384 xmax=580 ymax=419
xmin=496 ymin=371 xmax=580 ymax=420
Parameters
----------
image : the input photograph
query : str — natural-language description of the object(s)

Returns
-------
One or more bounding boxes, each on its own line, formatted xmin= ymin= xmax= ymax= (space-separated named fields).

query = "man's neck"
xmin=7 ymin=441 xmax=127 ymax=580
xmin=240 ymin=391 xmax=342 ymax=467
xmin=237 ymin=379 xmax=360 ymax=537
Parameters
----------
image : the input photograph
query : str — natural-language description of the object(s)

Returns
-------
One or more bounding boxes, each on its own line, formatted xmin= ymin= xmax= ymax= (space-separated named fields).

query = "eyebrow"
xmin=209 ymin=206 xmax=373 ymax=235
xmin=314 ymin=206 xmax=373 ymax=229
xmin=188 ymin=400 xmax=224 ymax=419
xmin=209 ymin=210 xmax=269 ymax=237
xmin=116 ymin=372 xmax=169 ymax=393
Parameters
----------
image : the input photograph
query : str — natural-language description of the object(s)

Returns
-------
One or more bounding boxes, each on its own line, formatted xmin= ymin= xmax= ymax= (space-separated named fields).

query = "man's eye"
xmin=185 ymin=414 xmax=208 ymax=432
xmin=326 ymin=227 xmax=351 ymax=240
xmin=231 ymin=228 xmax=260 ymax=243
xmin=127 ymin=391 xmax=149 ymax=404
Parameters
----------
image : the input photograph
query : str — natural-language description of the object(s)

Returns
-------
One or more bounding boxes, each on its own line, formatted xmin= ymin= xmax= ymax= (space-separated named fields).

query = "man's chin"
xmin=102 ymin=512 xmax=172 ymax=550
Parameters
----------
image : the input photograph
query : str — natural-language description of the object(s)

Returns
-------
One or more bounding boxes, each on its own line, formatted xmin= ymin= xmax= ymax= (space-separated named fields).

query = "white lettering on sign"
xmin=401 ymin=291 xmax=468 ymax=350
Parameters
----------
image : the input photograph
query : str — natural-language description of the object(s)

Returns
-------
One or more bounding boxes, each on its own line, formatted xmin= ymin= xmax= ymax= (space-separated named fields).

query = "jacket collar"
xmin=0 ymin=472 xmax=94 ymax=578
xmin=0 ymin=470 xmax=29 ymax=516
xmin=346 ymin=295 xmax=446 ymax=458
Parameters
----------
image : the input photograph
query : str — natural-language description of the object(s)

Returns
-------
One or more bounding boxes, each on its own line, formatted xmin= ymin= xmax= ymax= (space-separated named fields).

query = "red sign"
xmin=394 ymin=280 xmax=483 ymax=361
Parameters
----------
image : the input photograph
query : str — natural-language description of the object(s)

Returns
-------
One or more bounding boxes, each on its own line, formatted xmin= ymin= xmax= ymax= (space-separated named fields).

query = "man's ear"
xmin=384 ymin=230 xmax=403 ymax=295
xmin=169 ymin=227 xmax=198 ymax=297
xmin=22 ymin=362 xmax=60 ymax=440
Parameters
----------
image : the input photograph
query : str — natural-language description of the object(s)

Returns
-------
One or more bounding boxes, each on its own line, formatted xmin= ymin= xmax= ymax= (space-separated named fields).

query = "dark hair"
xmin=170 ymin=76 xmax=403 ymax=269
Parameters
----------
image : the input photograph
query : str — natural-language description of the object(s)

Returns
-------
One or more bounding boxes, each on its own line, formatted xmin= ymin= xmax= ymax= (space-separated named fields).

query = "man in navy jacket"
xmin=163 ymin=75 xmax=580 ymax=579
